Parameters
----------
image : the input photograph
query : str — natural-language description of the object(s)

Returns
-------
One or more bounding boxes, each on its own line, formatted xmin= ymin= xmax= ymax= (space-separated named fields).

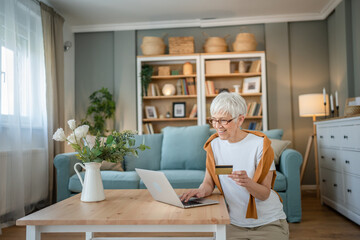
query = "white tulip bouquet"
xmin=53 ymin=119 xmax=149 ymax=163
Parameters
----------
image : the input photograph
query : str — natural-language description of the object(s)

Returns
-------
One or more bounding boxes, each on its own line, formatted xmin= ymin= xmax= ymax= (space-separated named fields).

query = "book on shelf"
xmin=255 ymin=122 xmax=262 ymax=131
xmin=248 ymin=122 xmax=256 ymax=130
xmin=205 ymin=80 xmax=215 ymax=95
xmin=176 ymin=79 xmax=190 ymax=95
xmin=142 ymin=124 xmax=149 ymax=134
xmin=143 ymin=123 xmax=154 ymax=134
xmin=146 ymin=83 xmax=161 ymax=96
xmin=249 ymin=60 xmax=261 ymax=73
xmin=246 ymin=102 xmax=262 ymax=116
xmin=186 ymin=77 xmax=196 ymax=95
xmin=189 ymin=104 xmax=197 ymax=118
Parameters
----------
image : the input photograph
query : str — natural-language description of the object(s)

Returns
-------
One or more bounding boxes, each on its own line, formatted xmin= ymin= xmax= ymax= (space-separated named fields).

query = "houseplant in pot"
xmin=53 ymin=120 xmax=149 ymax=202
xmin=81 ymin=87 xmax=116 ymax=136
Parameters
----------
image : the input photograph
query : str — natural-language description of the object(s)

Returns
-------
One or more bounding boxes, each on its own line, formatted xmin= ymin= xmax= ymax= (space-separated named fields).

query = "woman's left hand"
xmin=228 ymin=171 xmax=253 ymax=188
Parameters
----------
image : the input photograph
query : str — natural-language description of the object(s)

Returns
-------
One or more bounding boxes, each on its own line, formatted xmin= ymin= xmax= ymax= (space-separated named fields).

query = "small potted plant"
xmin=53 ymin=120 xmax=149 ymax=202
xmin=141 ymin=65 xmax=153 ymax=97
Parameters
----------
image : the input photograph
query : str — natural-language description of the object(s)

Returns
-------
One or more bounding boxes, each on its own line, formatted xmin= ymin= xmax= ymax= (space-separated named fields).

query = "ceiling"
xmin=45 ymin=0 xmax=342 ymax=32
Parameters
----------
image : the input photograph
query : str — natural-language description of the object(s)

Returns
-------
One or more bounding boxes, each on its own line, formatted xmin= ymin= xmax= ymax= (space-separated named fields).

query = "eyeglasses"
xmin=209 ymin=117 xmax=236 ymax=126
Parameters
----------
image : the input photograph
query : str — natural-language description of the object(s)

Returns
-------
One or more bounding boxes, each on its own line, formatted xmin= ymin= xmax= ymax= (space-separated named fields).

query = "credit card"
xmin=215 ymin=165 xmax=233 ymax=175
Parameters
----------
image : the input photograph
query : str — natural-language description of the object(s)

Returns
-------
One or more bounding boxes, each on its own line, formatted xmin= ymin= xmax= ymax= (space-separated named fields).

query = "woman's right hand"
xmin=180 ymin=188 xmax=206 ymax=202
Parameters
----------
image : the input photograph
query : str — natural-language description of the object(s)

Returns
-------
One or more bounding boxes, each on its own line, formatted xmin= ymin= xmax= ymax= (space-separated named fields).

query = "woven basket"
xmin=168 ymin=37 xmax=194 ymax=54
xmin=141 ymin=36 xmax=166 ymax=55
xmin=232 ymin=33 xmax=257 ymax=52
xmin=204 ymin=37 xmax=228 ymax=53
xmin=344 ymin=98 xmax=360 ymax=116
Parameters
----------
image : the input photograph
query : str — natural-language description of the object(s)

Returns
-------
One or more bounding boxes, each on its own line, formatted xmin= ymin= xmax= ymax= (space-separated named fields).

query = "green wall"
xmin=327 ymin=0 xmax=360 ymax=114
xmin=75 ymin=32 xmax=114 ymax=128
xmin=75 ymin=31 xmax=137 ymax=131
xmin=352 ymin=0 xmax=360 ymax=97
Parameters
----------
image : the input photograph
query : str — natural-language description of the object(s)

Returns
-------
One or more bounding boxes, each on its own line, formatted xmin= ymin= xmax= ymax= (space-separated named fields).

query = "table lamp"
xmin=298 ymin=93 xmax=329 ymax=198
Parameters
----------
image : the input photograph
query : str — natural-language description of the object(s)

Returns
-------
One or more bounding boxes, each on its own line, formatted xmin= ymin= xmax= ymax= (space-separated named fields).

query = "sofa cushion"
xmin=124 ymin=133 xmax=163 ymax=171
xmin=139 ymin=170 xmax=205 ymax=189
xmin=271 ymin=139 xmax=291 ymax=165
xmin=274 ymin=171 xmax=287 ymax=192
xmin=161 ymin=125 xmax=209 ymax=170
xmin=262 ymin=129 xmax=283 ymax=140
xmin=69 ymin=171 xmax=140 ymax=192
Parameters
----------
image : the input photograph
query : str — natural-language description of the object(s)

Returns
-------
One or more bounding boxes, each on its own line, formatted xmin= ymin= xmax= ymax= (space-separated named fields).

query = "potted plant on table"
xmin=53 ymin=120 xmax=150 ymax=202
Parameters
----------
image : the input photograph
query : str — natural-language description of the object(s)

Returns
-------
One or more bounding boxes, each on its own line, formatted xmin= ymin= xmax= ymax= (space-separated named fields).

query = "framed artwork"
xmin=145 ymin=106 xmax=157 ymax=119
xmin=172 ymin=102 xmax=186 ymax=118
xmin=242 ymin=77 xmax=261 ymax=94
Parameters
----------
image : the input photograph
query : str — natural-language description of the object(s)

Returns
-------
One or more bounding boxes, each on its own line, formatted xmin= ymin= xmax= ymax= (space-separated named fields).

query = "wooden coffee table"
xmin=17 ymin=189 xmax=230 ymax=240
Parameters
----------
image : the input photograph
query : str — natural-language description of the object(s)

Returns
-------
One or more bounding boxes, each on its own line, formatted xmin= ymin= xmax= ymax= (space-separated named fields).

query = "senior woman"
xmin=180 ymin=92 xmax=288 ymax=240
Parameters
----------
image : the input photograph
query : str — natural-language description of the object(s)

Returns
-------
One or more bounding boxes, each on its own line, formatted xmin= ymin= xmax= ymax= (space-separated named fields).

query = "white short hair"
xmin=210 ymin=92 xmax=247 ymax=118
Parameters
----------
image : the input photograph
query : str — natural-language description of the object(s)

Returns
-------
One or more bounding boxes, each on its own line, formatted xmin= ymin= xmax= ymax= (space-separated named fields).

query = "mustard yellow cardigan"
xmin=204 ymin=130 xmax=281 ymax=219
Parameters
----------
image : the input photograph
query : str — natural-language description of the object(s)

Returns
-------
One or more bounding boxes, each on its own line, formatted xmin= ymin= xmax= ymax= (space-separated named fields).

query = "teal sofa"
xmin=54 ymin=125 xmax=303 ymax=222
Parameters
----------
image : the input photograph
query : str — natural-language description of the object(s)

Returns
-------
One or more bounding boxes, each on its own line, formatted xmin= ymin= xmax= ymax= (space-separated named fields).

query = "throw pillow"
xmin=99 ymin=161 xmax=124 ymax=171
xmin=270 ymin=138 xmax=291 ymax=165
xmin=262 ymin=129 xmax=283 ymax=140
xmin=161 ymin=125 xmax=209 ymax=170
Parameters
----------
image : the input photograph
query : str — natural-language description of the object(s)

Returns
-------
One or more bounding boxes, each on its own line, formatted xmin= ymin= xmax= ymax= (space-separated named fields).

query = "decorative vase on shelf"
xmin=183 ymin=62 xmax=193 ymax=75
xmin=74 ymin=162 xmax=105 ymax=202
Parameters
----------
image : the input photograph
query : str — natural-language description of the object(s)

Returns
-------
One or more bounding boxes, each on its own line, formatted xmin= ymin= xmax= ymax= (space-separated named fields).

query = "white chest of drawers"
xmin=315 ymin=116 xmax=360 ymax=225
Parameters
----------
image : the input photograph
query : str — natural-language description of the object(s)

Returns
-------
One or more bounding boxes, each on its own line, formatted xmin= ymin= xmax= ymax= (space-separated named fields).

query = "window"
xmin=0 ymin=46 xmax=14 ymax=115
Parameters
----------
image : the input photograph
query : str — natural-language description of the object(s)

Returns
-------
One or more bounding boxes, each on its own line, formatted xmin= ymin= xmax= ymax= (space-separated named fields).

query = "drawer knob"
xmin=331 ymin=158 xmax=336 ymax=161
xmin=344 ymin=135 xmax=348 ymax=139
xmin=330 ymin=135 xmax=335 ymax=139
xmin=345 ymin=160 xmax=350 ymax=164
xmin=320 ymin=136 xmax=324 ymax=139
xmin=321 ymin=156 xmax=324 ymax=159
xmin=322 ymin=179 xmax=326 ymax=182
xmin=333 ymin=184 xmax=337 ymax=187
xmin=347 ymin=189 xmax=352 ymax=193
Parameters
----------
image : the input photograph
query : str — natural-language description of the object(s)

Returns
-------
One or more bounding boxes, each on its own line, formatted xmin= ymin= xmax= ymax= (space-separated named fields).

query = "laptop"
xmin=135 ymin=168 xmax=219 ymax=209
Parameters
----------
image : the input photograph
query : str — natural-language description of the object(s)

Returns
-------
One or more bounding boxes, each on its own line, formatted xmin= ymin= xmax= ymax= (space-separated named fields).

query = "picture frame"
xmin=172 ymin=102 xmax=186 ymax=118
xmin=242 ymin=77 xmax=261 ymax=94
xmin=145 ymin=106 xmax=157 ymax=119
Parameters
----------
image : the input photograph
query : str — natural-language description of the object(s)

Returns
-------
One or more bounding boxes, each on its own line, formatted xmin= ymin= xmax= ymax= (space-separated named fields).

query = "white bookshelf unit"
xmin=137 ymin=51 xmax=268 ymax=134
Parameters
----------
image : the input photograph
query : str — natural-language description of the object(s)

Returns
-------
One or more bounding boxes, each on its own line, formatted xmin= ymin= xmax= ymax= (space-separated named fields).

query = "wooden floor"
xmin=0 ymin=190 xmax=359 ymax=239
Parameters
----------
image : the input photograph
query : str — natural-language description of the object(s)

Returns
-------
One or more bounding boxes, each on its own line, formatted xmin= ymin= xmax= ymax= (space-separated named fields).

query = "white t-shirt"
xmin=211 ymin=133 xmax=286 ymax=228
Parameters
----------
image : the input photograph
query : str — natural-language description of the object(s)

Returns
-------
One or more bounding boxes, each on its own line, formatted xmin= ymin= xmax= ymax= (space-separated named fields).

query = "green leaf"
xmin=106 ymin=135 xmax=114 ymax=145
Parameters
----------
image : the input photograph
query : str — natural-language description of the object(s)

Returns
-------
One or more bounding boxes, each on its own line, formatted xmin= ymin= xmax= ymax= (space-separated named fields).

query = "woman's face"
xmin=210 ymin=112 xmax=244 ymax=142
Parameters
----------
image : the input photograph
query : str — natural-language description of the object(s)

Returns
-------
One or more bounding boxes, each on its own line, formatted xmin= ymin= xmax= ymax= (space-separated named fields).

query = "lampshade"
xmin=299 ymin=93 xmax=329 ymax=117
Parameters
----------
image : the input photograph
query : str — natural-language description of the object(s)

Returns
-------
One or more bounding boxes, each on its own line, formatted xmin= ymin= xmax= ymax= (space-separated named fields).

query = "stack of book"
xmin=176 ymin=77 xmax=197 ymax=95
xmin=248 ymin=121 xmax=262 ymax=131
xmin=246 ymin=102 xmax=262 ymax=116
xmin=143 ymin=123 xmax=154 ymax=134
xmin=146 ymin=83 xmax=161 ymax=96
xmin=205 ymin=80 xmax=216 ymax=95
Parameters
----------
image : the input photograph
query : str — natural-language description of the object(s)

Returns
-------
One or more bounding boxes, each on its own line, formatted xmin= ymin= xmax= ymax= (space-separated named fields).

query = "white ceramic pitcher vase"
xmin=74 ymin=162 xmax=105 ymax=202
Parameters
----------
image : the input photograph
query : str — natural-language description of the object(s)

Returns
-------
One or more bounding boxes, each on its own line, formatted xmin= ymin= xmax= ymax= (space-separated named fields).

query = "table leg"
xmin=26 ymin=226 xmax=40 ymax=240
xmin=86 ymin=232 xmax=94 ymax=240
xmin=215 ymin=224 xmax=226 ymax=240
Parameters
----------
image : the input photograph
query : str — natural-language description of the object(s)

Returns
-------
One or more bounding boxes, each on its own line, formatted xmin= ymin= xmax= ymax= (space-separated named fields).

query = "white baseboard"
xmin=301 ymin=185 xmax=317 ymax=190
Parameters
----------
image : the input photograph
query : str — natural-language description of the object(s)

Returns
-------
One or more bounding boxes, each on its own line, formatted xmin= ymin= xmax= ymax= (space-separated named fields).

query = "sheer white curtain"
xmin=0 ymin=0 xmax=48 ymax=232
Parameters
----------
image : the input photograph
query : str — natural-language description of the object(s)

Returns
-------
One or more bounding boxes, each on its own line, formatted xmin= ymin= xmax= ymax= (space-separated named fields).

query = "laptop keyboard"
xmin=181 ymin=199 xmax=202 ymax=206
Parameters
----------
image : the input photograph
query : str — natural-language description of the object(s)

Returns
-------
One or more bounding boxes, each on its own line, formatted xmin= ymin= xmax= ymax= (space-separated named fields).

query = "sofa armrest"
xmin=53 ymin=152 xmax=81 ymax=202
xmin=278 ymin=149 xmax=303 ymax=222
